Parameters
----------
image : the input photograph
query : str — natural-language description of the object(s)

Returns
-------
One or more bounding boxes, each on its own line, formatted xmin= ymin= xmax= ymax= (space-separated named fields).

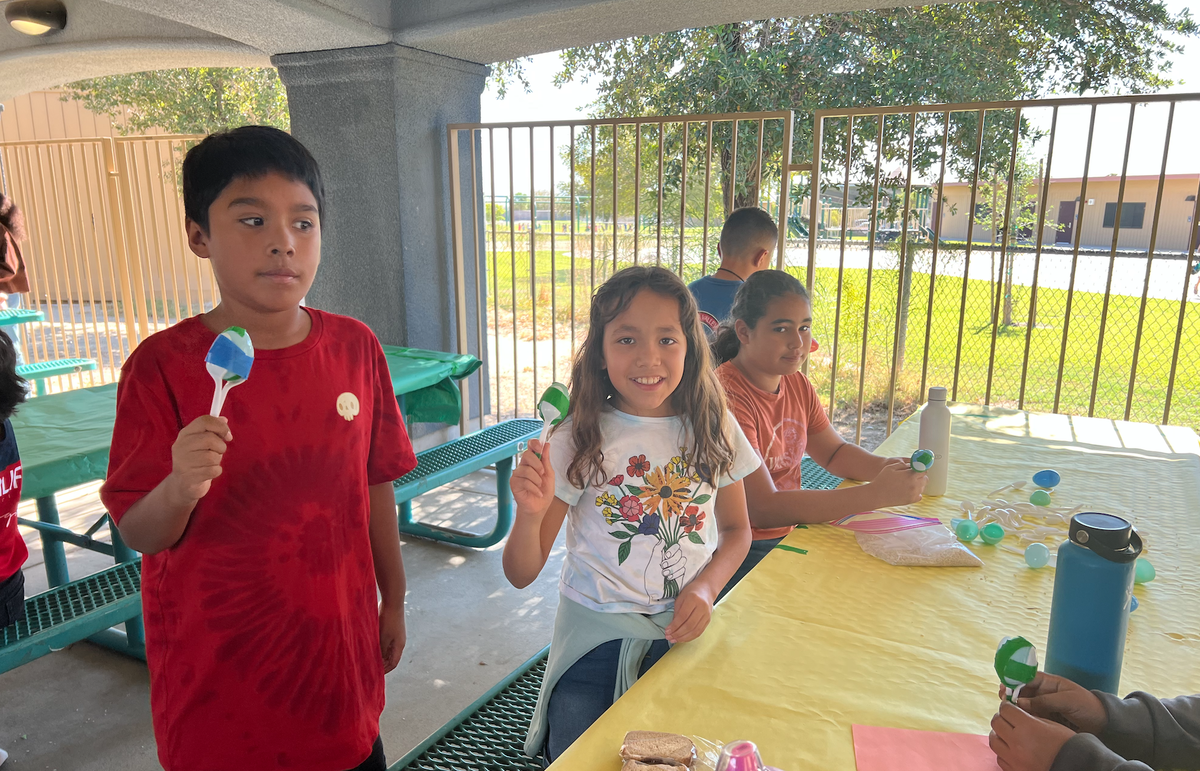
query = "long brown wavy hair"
xmin=560 ymin=266 xmax=735 ymax=489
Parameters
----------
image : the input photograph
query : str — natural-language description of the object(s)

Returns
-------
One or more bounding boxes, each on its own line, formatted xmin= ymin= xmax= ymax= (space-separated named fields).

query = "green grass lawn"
xmin=805 ymin=266 xmax=1199 ymax=429
xmin=481 ymin=237 xmax=1199 ymax=429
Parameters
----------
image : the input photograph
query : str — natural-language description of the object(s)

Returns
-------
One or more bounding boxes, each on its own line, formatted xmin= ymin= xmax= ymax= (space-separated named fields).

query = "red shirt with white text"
xmin=0 ymin=419 xmax=24 ymax=582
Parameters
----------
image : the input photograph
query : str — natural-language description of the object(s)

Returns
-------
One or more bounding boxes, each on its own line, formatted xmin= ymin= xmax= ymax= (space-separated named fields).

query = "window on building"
xmin=1102 ymin=202 xmax=1146 ymax=229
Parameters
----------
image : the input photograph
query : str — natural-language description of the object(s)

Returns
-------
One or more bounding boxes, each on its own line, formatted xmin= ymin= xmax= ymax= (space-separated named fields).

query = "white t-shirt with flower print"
xmin=547 ymin=407 xmax=760 ymax=614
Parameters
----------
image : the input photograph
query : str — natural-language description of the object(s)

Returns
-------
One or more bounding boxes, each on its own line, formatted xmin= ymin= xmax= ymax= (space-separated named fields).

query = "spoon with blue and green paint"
xmin=205 ymin=326 xmax=254 ymax=417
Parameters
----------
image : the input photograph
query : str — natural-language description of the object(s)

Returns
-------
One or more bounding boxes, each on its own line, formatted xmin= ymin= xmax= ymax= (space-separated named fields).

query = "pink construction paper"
xmin=852 ymin=724 xmax=1001 ymax=771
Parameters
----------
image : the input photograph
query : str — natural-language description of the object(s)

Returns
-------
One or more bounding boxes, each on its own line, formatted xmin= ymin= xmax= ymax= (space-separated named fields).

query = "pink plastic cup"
xmin=715 ymin=741 xmax=764 ymax=771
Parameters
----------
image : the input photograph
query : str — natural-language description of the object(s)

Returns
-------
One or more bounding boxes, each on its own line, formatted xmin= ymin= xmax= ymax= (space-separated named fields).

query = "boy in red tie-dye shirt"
xmin=101 ymin=127 xmax=416 ymax=771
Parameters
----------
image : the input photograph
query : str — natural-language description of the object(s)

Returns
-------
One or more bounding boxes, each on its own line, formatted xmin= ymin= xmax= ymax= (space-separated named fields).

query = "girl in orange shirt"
xmin=712 ymin=269 xmax=927 ymax=597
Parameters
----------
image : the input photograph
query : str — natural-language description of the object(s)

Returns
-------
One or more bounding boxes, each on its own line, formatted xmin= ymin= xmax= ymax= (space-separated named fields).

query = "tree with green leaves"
xmin=61 ymin=67 xmax=289 ymax=135
xmin=524 ymin=2 xmax=1193 ymax=156
xmin=497 ymin=1 xmax=1195 ymax=210
xmin=969 ymin=155 xmax=1046 ymax=326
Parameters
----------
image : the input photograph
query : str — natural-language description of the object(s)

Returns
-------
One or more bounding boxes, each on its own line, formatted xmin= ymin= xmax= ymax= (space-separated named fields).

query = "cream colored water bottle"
xmin=918 ymin=386 xmax=951 ymax=496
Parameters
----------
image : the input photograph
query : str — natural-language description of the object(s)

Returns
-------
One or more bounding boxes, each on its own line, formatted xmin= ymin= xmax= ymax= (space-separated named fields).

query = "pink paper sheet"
xmin=852 ymin=724 xmax=1001 ymax=771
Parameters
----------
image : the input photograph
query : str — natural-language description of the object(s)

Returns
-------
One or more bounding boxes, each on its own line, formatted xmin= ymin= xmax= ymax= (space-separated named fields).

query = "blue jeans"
xmin=544 ymin=637 xmax=671 ymax=763
xmin=717 ymin=536 xmax=785 ymax=602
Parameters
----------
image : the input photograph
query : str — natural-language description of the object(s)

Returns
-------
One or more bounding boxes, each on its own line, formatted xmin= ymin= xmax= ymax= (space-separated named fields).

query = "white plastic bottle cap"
xmin=929 ymin=386 xmax=947 ymax=401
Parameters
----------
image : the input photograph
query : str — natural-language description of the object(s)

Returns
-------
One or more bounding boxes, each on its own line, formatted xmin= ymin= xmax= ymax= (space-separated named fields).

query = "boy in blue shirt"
xmin=688 ymin=206 xmax=778 ymax=334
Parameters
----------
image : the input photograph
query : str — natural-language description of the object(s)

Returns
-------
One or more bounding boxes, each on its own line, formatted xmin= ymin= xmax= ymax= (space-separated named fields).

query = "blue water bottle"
xmin=1045 ymin=513 xmax=1142 ymax=694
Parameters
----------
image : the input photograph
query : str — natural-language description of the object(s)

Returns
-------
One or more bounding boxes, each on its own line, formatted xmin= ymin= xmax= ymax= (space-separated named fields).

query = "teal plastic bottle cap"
xmin=1030 ymin=490 xmax=1052 ymax=506
xmin=1134 ymin=557 xmax=1156 ymax=584
xmin=981 ymin=522 xmax=1006 ymax=544
xmin=954 ymin=519 xmax=979 ymax=542
xmin=1024 ymin=543 xmax=1050 ymax=568
xmin=1032 ymin=469 xmax=1061 ymax=488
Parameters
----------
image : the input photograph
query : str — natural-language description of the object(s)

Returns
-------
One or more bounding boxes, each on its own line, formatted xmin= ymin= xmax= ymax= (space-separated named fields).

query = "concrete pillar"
xmin=272 ymin=44 xmax=488 ymax=357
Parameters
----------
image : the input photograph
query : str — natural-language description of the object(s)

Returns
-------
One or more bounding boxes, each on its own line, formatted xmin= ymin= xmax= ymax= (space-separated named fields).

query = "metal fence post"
xmin=100 ymin=138 xmax=143 ymax=354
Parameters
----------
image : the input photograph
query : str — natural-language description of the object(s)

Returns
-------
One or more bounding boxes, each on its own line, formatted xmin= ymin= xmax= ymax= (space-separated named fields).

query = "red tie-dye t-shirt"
xmin=101 ymin=309 xmax=415 ymax=771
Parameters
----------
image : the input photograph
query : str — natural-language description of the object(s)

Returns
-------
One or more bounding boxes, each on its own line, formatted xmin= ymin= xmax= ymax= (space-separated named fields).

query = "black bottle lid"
xmin=1069 ymin=513 xmax=1142 ymax=564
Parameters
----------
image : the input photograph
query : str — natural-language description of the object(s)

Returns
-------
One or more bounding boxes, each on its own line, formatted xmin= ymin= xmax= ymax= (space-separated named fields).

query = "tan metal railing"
xmin=447 ymin=111 xmax=795 ymax=432
xmin=0 ymin=134 xmax=212 ymax=391
xmin=450 ymin=96 xmax=1199 ymax=441
xmin=807 ymin=93 xmax=1199 ymax=441
xmin=7 ymin=97 xmax=1197 ymax=438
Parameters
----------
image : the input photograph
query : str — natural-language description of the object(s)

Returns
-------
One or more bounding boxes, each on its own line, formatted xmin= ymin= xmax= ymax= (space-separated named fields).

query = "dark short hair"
xmin=182 ymin=125 xmax=325 ymax=232
xmin=0 ymin=329 xmax=26 ymax=420
xmin=719 ymin=206 xmax=778 ymax=260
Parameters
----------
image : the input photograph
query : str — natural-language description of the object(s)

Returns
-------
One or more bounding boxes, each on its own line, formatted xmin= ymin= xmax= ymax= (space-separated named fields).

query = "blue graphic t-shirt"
xmin=687 ymin=274 xmax=743 ymax=335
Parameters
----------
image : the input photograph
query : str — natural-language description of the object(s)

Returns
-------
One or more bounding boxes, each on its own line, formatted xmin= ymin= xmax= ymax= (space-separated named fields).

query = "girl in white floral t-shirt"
xmin=504 ymin=266 xmax=759 ymax=762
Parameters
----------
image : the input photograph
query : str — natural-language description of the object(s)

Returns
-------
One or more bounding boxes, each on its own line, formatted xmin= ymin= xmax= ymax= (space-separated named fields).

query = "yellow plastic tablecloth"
xmin=551 ymin=405 xmax=1200 ymax=770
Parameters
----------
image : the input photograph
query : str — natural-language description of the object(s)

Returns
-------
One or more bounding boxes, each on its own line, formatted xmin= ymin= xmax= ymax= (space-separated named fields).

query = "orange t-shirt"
xmin=717 ymin=362 xmax=832 ymax=541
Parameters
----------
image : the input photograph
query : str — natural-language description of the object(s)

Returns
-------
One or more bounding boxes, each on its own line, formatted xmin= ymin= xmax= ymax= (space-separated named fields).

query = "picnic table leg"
xmin=110 ymin=523 xmax=146 ymax=651
xmin=35 ymin=495 xmax=70 ymax=587
xmin=397 ymin=393 xmax=411 ymax=435
xmin=494 ymin=455 xmax=515 ymax=542
xmin=87 ymin=520 xmax=146 ymax=660
xmin=398 ymin=499 xmax=415 ymax=529
xmin=396 ymin=455 xmax=518 ymax=549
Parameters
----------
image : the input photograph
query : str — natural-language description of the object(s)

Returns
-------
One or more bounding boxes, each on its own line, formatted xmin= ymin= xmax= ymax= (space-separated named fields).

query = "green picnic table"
xmin=8 ymin=345 xmax=480 ymax=663
xmin=382 ymin=345 xmax=481 ymax=425
xmin=0 ymin=308 xmax=44 ymax=325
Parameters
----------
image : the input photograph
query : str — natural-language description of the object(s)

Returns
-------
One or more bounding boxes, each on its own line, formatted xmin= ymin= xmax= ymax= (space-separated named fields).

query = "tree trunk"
xmin=1028 ymin=159 xmax=1043 ymax=329
xmin=1003 ymin=264 xmax=1015 ymax=327
xmin=716 ymin=23 xmax=749 ymax=221
xmin=999 ymin=178 xmax=1015 ymax=326
xmin=990 ymin=179 xmax=1000 ymax=328
xmin=719 ymin=145 xmax=733 ymax=221
xmin=896 ymin=242 xmax=915 ymax=372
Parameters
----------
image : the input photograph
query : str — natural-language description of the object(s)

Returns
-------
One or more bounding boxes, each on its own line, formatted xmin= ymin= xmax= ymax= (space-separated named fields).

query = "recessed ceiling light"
xmin=5 ymin=0 xmax=67 ymax=36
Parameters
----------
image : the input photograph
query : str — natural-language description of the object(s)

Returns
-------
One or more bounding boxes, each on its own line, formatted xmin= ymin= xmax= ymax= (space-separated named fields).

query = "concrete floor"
xmin=0 ymin=469 xmax=566 ymax=770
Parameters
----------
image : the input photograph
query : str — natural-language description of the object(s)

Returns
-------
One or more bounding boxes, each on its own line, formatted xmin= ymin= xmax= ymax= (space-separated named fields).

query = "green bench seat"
xmin=389 ymin=458 xmax=843 ymax=770
xmin=0 ymin=560 xmax=142 ymax=674
xmin=17 ymin=357 xmax=98 ymax=396
xmin=394 ymin=418 xmax=543 ymax=549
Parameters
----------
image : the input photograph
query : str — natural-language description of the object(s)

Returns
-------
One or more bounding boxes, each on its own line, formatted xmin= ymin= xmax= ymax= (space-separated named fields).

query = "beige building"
xmin=939 ymin=175 xmax=1200 ymax=252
